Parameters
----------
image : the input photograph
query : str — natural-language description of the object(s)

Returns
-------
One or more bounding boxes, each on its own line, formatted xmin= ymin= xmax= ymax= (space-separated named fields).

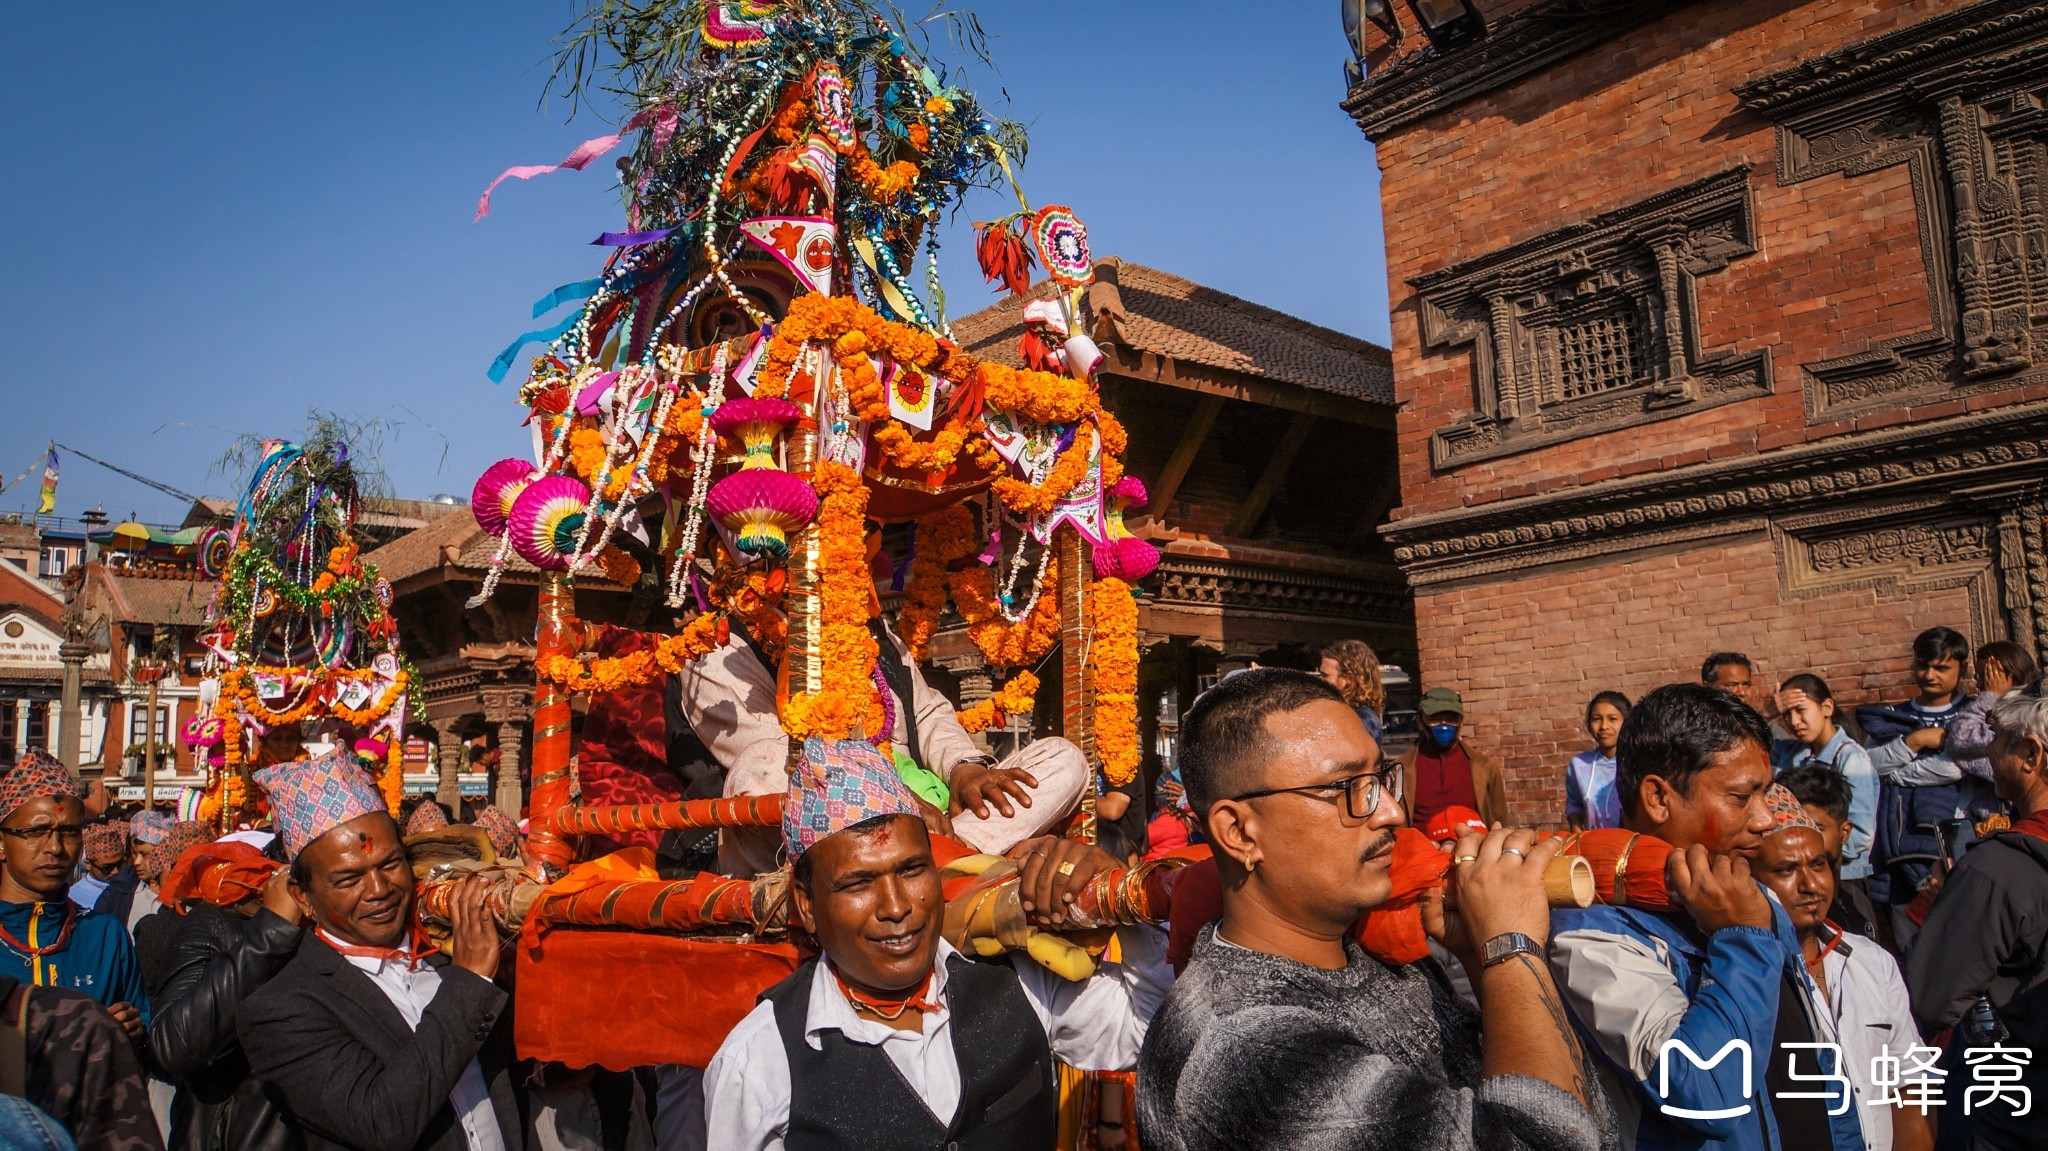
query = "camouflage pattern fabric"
xmin=5 ymin=976 xmax=165 ymax=1151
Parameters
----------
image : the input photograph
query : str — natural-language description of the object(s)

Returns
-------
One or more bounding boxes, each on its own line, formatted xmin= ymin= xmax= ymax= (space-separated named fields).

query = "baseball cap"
xmin=1418 ymin=687 xmax=1465 ymax=718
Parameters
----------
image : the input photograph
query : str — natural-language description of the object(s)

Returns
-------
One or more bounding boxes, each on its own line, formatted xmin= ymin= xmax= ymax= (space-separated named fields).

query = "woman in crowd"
xmin=1565 ymin=692 xmax=1629 ymax=831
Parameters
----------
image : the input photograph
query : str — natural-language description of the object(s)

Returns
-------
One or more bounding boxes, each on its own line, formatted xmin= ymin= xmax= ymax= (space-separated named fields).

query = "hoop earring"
xmin=1245 ymin=857 xmax=1259 ymax=874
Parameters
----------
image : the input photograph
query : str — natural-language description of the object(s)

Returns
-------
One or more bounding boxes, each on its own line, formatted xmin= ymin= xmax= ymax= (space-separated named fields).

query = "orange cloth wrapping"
xmin=1555 ymin=828 xmax=1675 ymax=911
xmin=515 ymin=922 xmax=800 ymax=1070
xmin=160 ymin=842 xmax=280 ymax=910
xmin=549 ymin=795 xmax=784 ymax=836
xmin=1354 ymin=828 xmax=1455 ymax=966
xmin=531 ymin=849 xmax=757 ymax=932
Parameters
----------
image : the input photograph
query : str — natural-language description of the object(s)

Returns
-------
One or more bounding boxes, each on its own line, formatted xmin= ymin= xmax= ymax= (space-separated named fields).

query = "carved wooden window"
xmin=1735 ymin=2 xmax=2048 ymax=419
xmin=1413 ymin=167 xmax=1770 ymax=470
xmin=1546 ymin=295 xmax=1654 ymax=403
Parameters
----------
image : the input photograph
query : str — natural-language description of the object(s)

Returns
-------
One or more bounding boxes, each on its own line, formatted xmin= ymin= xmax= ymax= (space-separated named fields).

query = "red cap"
xmin=1424 ymin=805 xmax=1488 ymax=844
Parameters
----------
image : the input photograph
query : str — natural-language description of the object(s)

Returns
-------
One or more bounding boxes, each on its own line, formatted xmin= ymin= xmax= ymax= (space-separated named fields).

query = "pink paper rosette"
xmin=509 ymin=476 xmax=594 ymax=571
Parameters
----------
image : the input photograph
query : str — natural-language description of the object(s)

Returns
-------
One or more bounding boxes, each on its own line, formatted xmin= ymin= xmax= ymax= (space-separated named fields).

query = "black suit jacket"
xmin=236 ymin=934 xmax=524 ymax=1151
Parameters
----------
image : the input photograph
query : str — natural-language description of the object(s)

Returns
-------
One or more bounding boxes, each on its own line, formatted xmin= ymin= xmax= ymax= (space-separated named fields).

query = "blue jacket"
xmin=1549 ymin=899 xmax=1861 ymax=1151
xmin=0 ymin=900 xmax=152 ymax=1025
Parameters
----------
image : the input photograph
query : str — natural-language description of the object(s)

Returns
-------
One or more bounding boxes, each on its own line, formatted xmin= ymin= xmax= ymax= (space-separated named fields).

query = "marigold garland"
xmin=1088 ymin=576 xmax=1141 ymax=786
xmin=951 ymin=554 xmax=1062 ymax=669
xmin=535 ymin=613 xmax=730 ymax=693
xmin=752 ymin=294 xmax=1113 ymax=516
xmin=956 ymin=670 xmax=1039 ymax=734
xmin=782 ymin=459 xmax=884 ymax=740
xmin=896 ymin=505 xmax=975 ymax=661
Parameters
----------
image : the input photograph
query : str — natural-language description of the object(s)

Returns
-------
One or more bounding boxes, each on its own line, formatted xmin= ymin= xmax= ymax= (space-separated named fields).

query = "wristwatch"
xmin=952 ymin=754 xmax=999 ymax=772
xmin=1481 ymin=931 xmax=1543 ymax=969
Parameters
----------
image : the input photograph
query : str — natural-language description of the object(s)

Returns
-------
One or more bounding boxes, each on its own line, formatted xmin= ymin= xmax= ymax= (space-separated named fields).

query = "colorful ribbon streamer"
xmin=532 ymin=278 xmax=605 ymax=319
xmin=487 ymin=311 xmax=585 ymax=384
xmin=475 ymin=106 xmax=680 ymax=222
xmin=592 ymin=228 xmax=679 ymax=247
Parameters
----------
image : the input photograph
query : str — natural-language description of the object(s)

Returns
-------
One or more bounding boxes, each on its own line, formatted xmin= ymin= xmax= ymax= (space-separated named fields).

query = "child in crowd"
xmin=1943 ymin=639 xmax=2038 ymax=771
xmin=1773 ymin=673 xmax=1879 ymax=931
xmin=1859 ymin=625 xmax=1994 ymax=949
xmin=1564 ymin=691 xmax=1628 ymax=830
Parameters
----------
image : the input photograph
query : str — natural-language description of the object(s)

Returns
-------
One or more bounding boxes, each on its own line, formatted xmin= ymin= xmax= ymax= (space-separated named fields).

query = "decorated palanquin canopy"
xmin=468 ymin=0 xmax=1158 ymax=788
xmin=452 ymin=0 xmax=1180 ymax=1071
xmin=191 ymin=437 xmax=417 ymax=828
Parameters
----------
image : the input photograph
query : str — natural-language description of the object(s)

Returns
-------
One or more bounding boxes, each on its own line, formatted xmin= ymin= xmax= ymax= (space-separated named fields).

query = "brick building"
xmin=1344 ymin=1 xmax=2048 ymax=822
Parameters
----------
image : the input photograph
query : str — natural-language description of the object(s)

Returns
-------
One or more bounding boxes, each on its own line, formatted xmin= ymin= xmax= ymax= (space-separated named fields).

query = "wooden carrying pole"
xmin=1058 ymin=524 xmax=1098 ymax=844
xmin=523 ymin=573 xmax=578 ymax=879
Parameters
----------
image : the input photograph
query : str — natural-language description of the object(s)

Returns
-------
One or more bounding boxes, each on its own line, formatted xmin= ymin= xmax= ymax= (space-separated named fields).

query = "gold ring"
xmin=1057 ymin=861 xmax=1077 ymax=877
xmin=1452 ymin=854 xmax=1479 ymax=864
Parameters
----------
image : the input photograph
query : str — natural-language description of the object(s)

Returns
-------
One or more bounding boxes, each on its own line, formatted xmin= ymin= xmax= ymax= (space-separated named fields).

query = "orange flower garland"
xmin=782 ymin=459 xmax=884 ymax=739
xmin=1088 ymin=576 xmax=1141 ymax=786
xmin=598 ymin=546 xmax=642 ymax=588
xmin=956 ymin=670 xmax=1039 ymax=734
xmin=535 ymin=612 xmax=729 ymax=694
xmin=896 ymin=504 xmax=975 ymax=660
xmin=950 ymin=555 xmax=1062 ymax=669
xmin=752 ymin=294 xmax=1114 ymax=517
xmin=378 ymin=744 xmax=405 ymax=813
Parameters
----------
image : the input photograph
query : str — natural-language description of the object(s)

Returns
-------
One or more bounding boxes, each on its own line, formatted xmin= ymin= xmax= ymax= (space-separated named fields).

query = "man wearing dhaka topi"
xmin=702 ymin=736 xmax=1171 ymax=1151
xmin=0 ymin=750 xmax=152 ymax=1040
xmin=681 ymin=600 xmax=1090 ymax=876
xmin=237 ymin=749 xmax=522 ymax=1151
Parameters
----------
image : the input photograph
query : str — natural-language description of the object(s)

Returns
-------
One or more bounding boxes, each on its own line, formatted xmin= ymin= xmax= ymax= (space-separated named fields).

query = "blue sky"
xmin=0 ymin=2 xmax=1387 ymax=525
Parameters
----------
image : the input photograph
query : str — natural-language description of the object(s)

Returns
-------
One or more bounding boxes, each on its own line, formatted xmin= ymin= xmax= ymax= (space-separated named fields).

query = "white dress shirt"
xmin=333 ymin=942 xmax=508 ymax=1151
xmin=1812 ymin=932 xmax=1921 ymax=1151
xmin=702 ymin=930 xmax=1171 ymax=1151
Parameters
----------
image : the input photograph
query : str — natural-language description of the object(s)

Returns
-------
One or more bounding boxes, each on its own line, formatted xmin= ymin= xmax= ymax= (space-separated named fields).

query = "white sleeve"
xmin=700 ymin=1001 xmax=792 ymax=1151
xmin=1548 ymin=928 xmax=1692 ymax=1081
xmin=1010 ymin=926 xmax=1173 ymax=1072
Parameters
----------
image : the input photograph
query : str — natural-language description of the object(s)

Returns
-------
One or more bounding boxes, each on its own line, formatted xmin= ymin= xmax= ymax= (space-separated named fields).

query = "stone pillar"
xmin=494 ymin=722 xmax=525 ymax=815
xmin=57 ymin=637 xmax=87 ymax=779
xmin=436 ymin=727 xmax=464 ymax=809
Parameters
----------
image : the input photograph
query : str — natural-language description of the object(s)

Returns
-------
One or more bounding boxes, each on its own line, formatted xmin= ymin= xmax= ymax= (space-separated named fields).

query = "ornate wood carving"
xmin=1735 ymin=1 xmax=2048 ymax=416
xmin=1385 ymin=399 xmax=2048 ymax=585
xmin=1771 ymin=501 xmax=2002 ymax=646
xmin=1151 ymin=556 xmax=1410 ymax=621
xmin=1413 ymin=168 xmax=1769 ymax=469
xmin=1341 ymin=1 xmax=1700 ymax=143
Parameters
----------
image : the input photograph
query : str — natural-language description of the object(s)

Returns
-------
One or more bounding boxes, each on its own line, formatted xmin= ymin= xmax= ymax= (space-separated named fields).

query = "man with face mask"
xmin=1398 ymin=687 xmax=1505 ymax=828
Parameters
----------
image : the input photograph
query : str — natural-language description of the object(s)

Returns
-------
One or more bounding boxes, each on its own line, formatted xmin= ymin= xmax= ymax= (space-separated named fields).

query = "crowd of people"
xmin=1 ymin=621 xmax=2044 ymax=1151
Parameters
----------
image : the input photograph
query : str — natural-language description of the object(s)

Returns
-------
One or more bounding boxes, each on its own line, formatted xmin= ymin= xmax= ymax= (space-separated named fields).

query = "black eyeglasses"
xmin=1229 ymin=765 xmax=1401 ymax=821
xmin=0 ymin=825 xmax=85 ymax=846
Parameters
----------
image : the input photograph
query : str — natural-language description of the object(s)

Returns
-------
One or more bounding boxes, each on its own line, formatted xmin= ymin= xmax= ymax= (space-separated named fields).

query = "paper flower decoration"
xmin=197 ymin=527 xmax=234 ymax=578
xmin=509 ymin=476 xmax=594 ymax=571
xmin=472 ymin=458 xmax=539 ymax=536
xmin=710 ymin=397 xmax=806 ymax=469
xmin=1092 ymin=475 xmax=1159 ymax=581
xmin=708 ymin=469 xmax=819 ymax=560
xmin=182 ymin=717 xmax=225 ymax=749
xmin=1032 ymin=205 xmax=1093 ymax=287
xmin=810 ymin=63 xmax=856 ymax=152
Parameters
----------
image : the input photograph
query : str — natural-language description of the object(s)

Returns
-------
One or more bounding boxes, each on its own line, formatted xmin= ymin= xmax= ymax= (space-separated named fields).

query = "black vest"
xmin=763 ymin=954 xmax=1056 ymax=1151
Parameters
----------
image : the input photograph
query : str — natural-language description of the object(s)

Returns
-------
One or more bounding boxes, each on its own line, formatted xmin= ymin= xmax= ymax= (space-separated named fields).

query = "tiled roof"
xmin=364 ymin=509 xmax=501 ymax=585
xmin=949 ymin=259 xmax=1394 ymax=406
xmin=99 ymin=569 xmax=213 ymax=627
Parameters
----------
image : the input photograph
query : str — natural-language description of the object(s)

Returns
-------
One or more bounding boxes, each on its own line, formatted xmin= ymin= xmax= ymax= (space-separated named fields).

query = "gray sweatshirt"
xmin=1137 ymin=926 xmax=1612 ymax=1151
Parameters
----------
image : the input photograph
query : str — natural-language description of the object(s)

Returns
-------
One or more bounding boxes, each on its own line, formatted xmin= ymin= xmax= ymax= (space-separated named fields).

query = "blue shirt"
xmin=1565 ymin=749 xmax=1621 ymax=829
xmin=0 ymin=900 xmax=151 ymax=1023
xmin=1772 ymin=729 xmax=1877 ymax=881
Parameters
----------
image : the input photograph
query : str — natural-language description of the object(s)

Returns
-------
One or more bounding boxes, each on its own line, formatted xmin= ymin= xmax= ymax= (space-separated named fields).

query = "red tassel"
xmin=1018 ymin=330 xmax=1059 ymax=374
